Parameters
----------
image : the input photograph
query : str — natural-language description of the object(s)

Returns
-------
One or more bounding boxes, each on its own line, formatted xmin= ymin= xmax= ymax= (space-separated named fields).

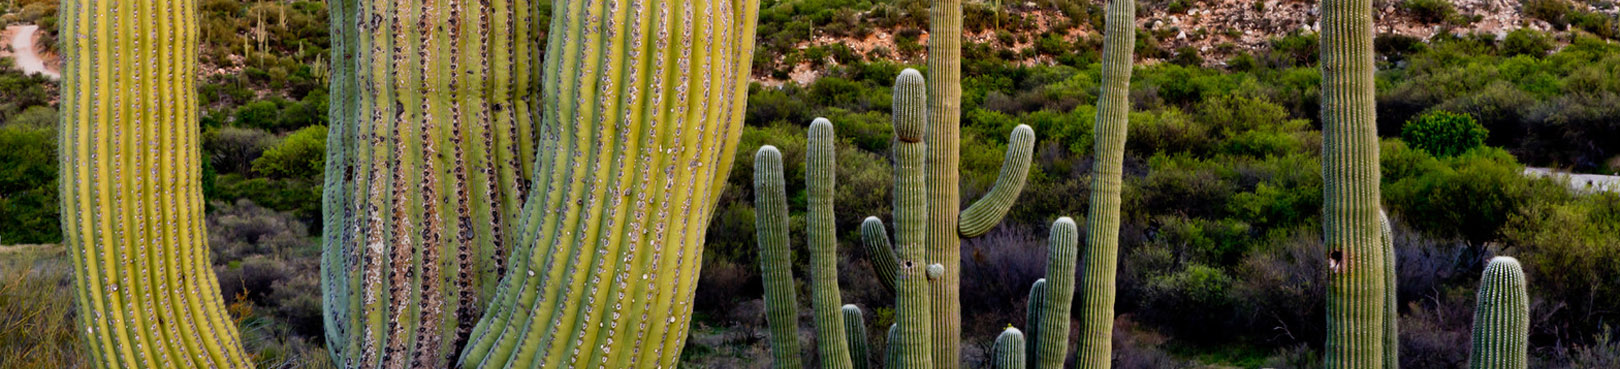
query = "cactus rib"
xmin=1036 ymin=219 xmax=1079 ymax=369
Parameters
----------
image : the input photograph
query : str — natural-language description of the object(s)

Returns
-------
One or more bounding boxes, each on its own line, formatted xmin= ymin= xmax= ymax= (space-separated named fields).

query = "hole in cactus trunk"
xmin=1329 ymin=250 xmax=1344 ymax=272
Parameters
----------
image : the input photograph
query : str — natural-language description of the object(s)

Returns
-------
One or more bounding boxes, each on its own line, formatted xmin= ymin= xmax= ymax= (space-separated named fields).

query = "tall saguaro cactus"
xmin=755 ymin=146 xmax=805 ymax=369
xmin=1077 ymin=0 xmax=1137 ymax=367
xmin=455 ymin=0 xmax=762 ymax=367
xmin=1468 ymin=257 xmax=1529 ymax=369
xmin=809 ymin=119 xmax=857 ymax=369
xmin=58 ymin=0 xmax=252 ymax=367
xmin=893 ymin=68 xmax=937 ymax=369
xmin=320 ymin=0 xmax=540 ymax=366
xmin=1320 ymin=0 xmax=1387 ymax=363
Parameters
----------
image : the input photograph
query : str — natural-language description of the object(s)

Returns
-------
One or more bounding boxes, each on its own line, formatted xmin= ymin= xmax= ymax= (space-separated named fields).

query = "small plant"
xmin=1402 ymin=0 xmax=1456 ymax=23
xmin=1402 ymin=110 xmax=1488 ymax=157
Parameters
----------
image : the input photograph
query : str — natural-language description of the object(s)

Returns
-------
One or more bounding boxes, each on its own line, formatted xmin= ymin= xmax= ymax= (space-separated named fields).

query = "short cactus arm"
xmin=808 ymin=119 xmax=856 ymax=369
xmin=959 ymin=125 xmax=1036 ymax=238
xmin=892 ymin=68 xmax=935 ymax=369
xmin=844 ymin=305 xmax=872 ymax=369
xmin=994 ymin=327 xmax=1028 ymax=369
xmin=1468 ymin=257 xmax=1529 ymax=369
xmin=860 ymin=216 xmax=901 ymax=293
xmin=1024 ymin=278 xmax=1046 ymax=368
xmin=755 ymin=146 xmax=805 ymax=369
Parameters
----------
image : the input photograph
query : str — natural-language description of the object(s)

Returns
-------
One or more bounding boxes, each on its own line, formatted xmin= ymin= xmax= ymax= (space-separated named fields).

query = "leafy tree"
xmin=0 ymin=124 xmax=59 ymax=244
xmin=1502 ymin=29 xmax=1554 ymax=57
xmin=1401 ymin=110 xmax=1487 ymax=157
xmin=253 ymin=125 xmax=326 ymax=179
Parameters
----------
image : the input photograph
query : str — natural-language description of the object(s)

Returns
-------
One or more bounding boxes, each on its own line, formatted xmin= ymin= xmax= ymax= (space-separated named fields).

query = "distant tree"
xmin=0 ymin=124 xmax=59 ymax=244
xmin=252 ymin=125 xmax=326 ymax=179
xmin=1402 ymin=110 xmax=1487 ymax=157
xmin=1502 ymin=29 xmax=1554 ymax=57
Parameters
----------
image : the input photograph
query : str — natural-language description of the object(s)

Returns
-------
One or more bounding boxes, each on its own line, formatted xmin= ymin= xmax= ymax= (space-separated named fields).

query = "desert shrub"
xmin=1524 ymin=0 xmax=1574 ymax=28
xmin=267 ymin=273 xmax=323 ymax=337
xmin=212 ymin=174 xmax=322 ymax=223
xmin=0 ymin=124 xmax=58 ymax=244
xmin=234 ymin=99 xmax=286 ymax=131
xmin=216 ymin=255 xmax=293 ymax=303
xmin=1113 ymin=317 xmax=1189 ymax=369
xmin=1503 ymin=29 xmax=1555 ymax=57
xmin=1401 ymin=110 xmax=1487 ymax=157
xmin=253 ymin=125 xmax=327 ymax=179
xmin=205 ymin=126 xmax=280 ymax=175
xmin=0 ymin=249 xmax=85 ymax=368
xmin=1385 ymin=148 xmax=1535 ymax=250
xmin=1402 ymin=0 xmax=1455 ymax=23
xmin=206 ymin=199 xmax=312 ymax=261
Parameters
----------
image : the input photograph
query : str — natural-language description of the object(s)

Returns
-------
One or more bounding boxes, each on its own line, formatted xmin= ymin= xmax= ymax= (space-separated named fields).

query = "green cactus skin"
xmin=1468 ymin=257 xmax=1529 ymax=369
xmin=844 ymin=305 xmax=871 ymax=369
xmin=894 ymin=68 xmax=935 ymax=369
xmin=1024 ymin=278 xmax=1046 ymax=369
xmin=1382 ymin=210 xmax=1399 ymax=369
xmin=958 ymin=125 xmax=1036 ymax=238
xmin=861 ymin=216 xmax=901 ymax=293
xmin=58 ymin=2 xmax=253 ymax=367
xmin=1077 ymin=0 xmax=1136 ymax=368
xmin=809 ymin=119 xmax=857 ymax=369
xmin=994 ymin=327 xmax=1027 ymax=369
xmin=755 ymin=146 xmax=805 ymax=369
xmin=1320 ymin=0 xmax=1385 ymax=363
xmin=454 ymin=0 xmax=762 ymax=366
xmin=885 ymin=324 xmax=900 ymax=369
xmin=320 ymin=0 xmax=541 ymax=365
xmin=1036 ymin=219 xmax=1079 ymax=369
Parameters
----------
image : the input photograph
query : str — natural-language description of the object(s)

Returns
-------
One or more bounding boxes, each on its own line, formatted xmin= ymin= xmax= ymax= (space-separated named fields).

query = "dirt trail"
xmin=4 ymin=25 xmax=59 ymax=79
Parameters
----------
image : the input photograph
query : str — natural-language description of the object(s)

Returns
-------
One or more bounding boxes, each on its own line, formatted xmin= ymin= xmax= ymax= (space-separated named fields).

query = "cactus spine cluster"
xmin=993 ymin=327 xmax=1027 ymax=369
xmin=756 ymin=146 xmax=805 ymax=369
xmin=320 ymin=0 xmax=539 ymax=366
xmin=1468 ymin=257 xmax=1529 ymax=369
xmin=58 ymin=1 xmax=252 ymax=367
xmin=1077 ymin=0 xmax=1137 ymax=367
xmin=1320 ymin=0 xmax=1387 ymax=363
xmin=455 ymin=0 xmax=762 ymax=366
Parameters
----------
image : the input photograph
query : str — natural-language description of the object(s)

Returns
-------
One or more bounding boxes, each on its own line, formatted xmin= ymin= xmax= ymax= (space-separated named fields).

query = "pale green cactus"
xmin=1078 ymin=0 xmax=1138 ymax=367
xmin=809 ymin=119 xmax=856 ymax=369
xmin=994 ymin=327 xmax=1027 ymax=369
xmin=59 ymin=2 xmax=252 ymax=367
xmin=1036 ymin=219 xmax=1079 ymax=369
xmin=861 ymin=216 xmax=900 ymax=293
xmin=893 ymin=68 xmax=936 ymax=369
xmin=320 ymin=0 xmax=540 ymax=366
xmin=1382 ymin=210 xmax=1399 ymax=369
xmin=755 ymin=146 xmax=804 ymax=369
xmin=1468 ymin=257 xmax=1529 ymax=369
xmin=1321 ymin=0 xmax=1387 ymax=363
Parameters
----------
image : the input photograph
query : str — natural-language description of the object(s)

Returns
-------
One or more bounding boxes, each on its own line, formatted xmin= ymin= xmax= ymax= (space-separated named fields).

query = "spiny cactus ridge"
xmin=1469 ymin=257 xmax=1529 ymax=369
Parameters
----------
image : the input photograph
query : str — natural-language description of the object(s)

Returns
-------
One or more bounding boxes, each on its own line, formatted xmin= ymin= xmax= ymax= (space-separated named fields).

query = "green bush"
xmin=0 ymin=124 xmax=59 ymax=244
xmin=1502 ymin=29 xmax=1554 ymax=57
xmin=253 ymin=125 xmax=327 ymax=179
xmin=1401 ymin=110 xmax=1487 ymax=157
xmin=1402 ymin=0 xmax=1455 ymax=23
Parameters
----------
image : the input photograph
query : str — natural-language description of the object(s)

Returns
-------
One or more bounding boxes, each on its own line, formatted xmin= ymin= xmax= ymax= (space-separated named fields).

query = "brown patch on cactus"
xmin=1329 ymin=249 xmax=1344 ymax=273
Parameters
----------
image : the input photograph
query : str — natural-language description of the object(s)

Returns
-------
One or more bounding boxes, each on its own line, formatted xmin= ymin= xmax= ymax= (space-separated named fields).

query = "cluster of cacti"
xmin=319 ymin=0 xmax=538 ymax=366
xmin=1077 ymin=0 xmax=1138 ymax=366
xmin=57 ymin=1 xmax=253 ymax=367
xmin=1469 ymin=257 xmax=1529 ymax=369
xmin=1033 ymin=219 xmax=1078 ymax=369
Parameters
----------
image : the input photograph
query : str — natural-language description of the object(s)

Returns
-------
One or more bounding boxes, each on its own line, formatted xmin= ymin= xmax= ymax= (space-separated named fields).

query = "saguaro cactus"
xmin=1468 ymin=257 xmax=1529 ymax=369
xmin=1024 ymin=278 xmax=1046 ymax=368
xmin=755 ymin=146 xmax=804 ymax=369
xmin=1036 ymin=219 xmax=1079 ymax=369
xmin=993 ymin=327 xmax=1027 ymax=369
xmin=809 ymin=119 xmax=857 ymax=369
xmin=320 ymin=0 xmax=539 ymax=366
xmin=1382 ymin=210 xmax=1399 ymax=369
xmin=58 ymin=1 xmax=253 ymax=368
xmin=845 ymin=305 xmax=872 ymax=369
xmin=1077 ymin=0 xmax=1137 ymax=367
xmin=893 ymin=68 xmax=936 ymax=369
xmin=455 ymin=0 xmax=762 ymax=366
xmin=1320 ymin=0 xmax=1387 ymax=363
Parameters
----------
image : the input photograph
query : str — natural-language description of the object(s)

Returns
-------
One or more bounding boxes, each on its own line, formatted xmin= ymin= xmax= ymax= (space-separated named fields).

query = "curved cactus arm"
xmin=808 ymin=119 xmax=856 ymax=369
xmin=58 ymin=1 xmax=253 ymax=367
xmin=892 ymin=68 xmax=935 ymax=369
xmin=1321 ymin=0 xmax=1386 ymax=362
xmin=844 ymin=305 xmax=871 ymax=369
xmin=1024 ymin=278 xmax=1046 ymax=369
xmin=1468 ymin=257 xmax=1529 ymax=369
xmin=994 ymin=327 xmax=1028 ymax=369
xmin=756 ymin=146 xmax=805 ymax=369
xmin=1037 ymin=218 xmax=1079 ymax=369
xmin=959 ymin=124 xmax=1036 ymax=238
xmin=1382 ymin=209 xmax=1399 ymax=369
xmin=860 ymin=216 xmax=901 ymax=293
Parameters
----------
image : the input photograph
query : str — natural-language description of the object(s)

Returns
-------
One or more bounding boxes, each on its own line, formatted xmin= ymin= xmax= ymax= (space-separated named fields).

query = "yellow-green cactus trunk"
xmin=455 ymin=0 xmax=762 ymax=366
xmin=1078 ymin=0 xmax=1136 ymax=367
xmin=320 ymin=0 xmax=539 ymax=366
xmin=1321 ymin=0 xmax=1386 ymax=363
xmin=58 ymin=0 xmax=252 ymax=367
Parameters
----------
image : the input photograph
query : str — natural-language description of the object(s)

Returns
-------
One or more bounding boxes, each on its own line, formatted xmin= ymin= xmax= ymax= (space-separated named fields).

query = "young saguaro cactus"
xmin=320 ymin=0 xmax=539 ymax=366
xmin=58 ymin=1 xmax=252 ymax=367
xmin=1024 ymin=278 xmax=1047 ymax=368
xmin=755 ymin=146 xmax=804 ymax=369
xmin=845 ymin=305 xmax=872 ymax=369
xmin=809 ymin=119 xmax=857 ymax=369
xmin=1320 ymin=0 xmax=1387 ymax=363
xmin=1078 ymin=0 xmax=1137 ymax=367
xmin=455 ymin=0 xmax=763 ymax=367
xmin=1468 ymin=257 xmax=1529 ymax=369
xmin=1036 ymin=219 xmax=1079 ymax=369
xmin=993 ymin=327 xmax=1028 ymax=369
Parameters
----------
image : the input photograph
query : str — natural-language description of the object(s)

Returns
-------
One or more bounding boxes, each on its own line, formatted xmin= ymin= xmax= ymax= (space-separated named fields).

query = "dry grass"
xmin=0 ymin=244 xmax=87 ymax=368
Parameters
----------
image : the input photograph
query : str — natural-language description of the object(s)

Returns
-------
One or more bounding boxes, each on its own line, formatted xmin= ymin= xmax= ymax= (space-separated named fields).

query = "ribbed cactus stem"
xmin=1382 ymin=210 xmax=1399 ymax=369
xmin=993 ymin=327 xmax=1027 ymax=369
xmin=885 ymin=324 xmax=900 ymax=369
xmin=1078 ymin=0 xmax=1136 ymax=368
xmin=1321 ymin=0 xmax=1385 ymax=362
xmin=1037 ymin=218 xmax=1079 ymax=369
xmin=808 ymin=118 xmax=856 ymax=369
xmin=959 ymin=125 xmax=1035 ymax=237
xmin=861 ymin=217 xmax=901 ymax=293
xmin=59 ymin=1 xmax=252 ymax=367
xmin=321 ymin=0 xmax=539 ymax=365
xmin=925 ymin=0 xmax=964 ymax=363
xmin=1468 ymin=257 xmax=1528 ymax=369
xmin=455 ymin=0 xmax=762 ymax=366
xmin=844 ymin=305 xmax=871 ymax=369
xmin=893 ymin=68 xmax=934 ymax=369
xmin=1024 ymin=278 xmax=1046 ymax=369
xmin=755 ymin=146 xmax=804 ymax=369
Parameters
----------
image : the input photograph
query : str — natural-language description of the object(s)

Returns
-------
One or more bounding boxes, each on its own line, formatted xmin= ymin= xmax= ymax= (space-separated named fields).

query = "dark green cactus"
xmin=1468 ymin=257 xmax=1528 ymax=369
xmin=1321 ymin=0 xmax=1387 ymax=363
xmin=1078 ymin=0 xmax=1137 ymax=367
xmin=454 ymin=0 xmax=763 ymax=366
xmin=321 ymin=0 xmax=539 ymax=366
xmin=1037 ymin=219 xmax=1079 ymax=369
xmin=844 ymin=305 xmax=871 ymax=369
xmin=59 ymin=1 xmax=252 ymax=366
xmin=861 ymin=216 xmax=900 ymax=293
xmin=1382 ymin=210 xmax=1399 ymax=369
xmin=809 ymin=119 xmax=856 ymax=369
xmin=994 ymin=327 xmax=1027 ymax=369
xmin=1025 ymin=278 xmax=1047 ymax=369
xmin=755 ymin=146 xmax=804 ymax=369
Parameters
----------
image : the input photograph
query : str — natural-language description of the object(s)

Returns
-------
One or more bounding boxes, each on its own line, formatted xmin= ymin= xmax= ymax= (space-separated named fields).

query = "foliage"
xmin=0 ymin=124 xmax=58 ymax=244
xmin=1401 ymin=110 xmax=1488 ymax=157
xmin=252 ymin=125 xmax=326 ymax=179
